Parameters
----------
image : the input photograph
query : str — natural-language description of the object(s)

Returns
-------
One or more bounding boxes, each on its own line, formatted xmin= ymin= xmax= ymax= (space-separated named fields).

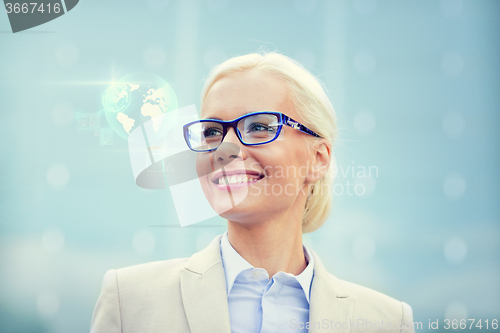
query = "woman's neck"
xmin=226 ymin=215 xmax=307 ymax=278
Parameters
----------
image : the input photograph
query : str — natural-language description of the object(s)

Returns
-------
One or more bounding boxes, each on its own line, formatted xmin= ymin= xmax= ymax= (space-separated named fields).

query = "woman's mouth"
xmin=212 ymin=172 xmax=265 ymax=189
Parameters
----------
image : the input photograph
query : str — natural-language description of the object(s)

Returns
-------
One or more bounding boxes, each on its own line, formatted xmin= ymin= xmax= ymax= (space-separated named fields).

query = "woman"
xmin=91 ymin=52 xmax=414 ymax=333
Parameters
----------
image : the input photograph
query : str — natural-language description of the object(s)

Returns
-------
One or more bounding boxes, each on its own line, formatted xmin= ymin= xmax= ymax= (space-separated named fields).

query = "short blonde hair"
xmin=200 ymin=52 xmax=337 ymax=233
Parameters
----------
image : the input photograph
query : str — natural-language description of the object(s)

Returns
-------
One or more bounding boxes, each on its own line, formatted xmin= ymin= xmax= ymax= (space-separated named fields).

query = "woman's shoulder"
xmin=110 ymin=257 xmax=189 ymax=285
xmin=96 ymin=258 xmax=190 ymax=312
xmin=92 ymin=258 xmax=194 ymax=332
xmin=319 ymin=271 xmax=413 ymax=324
xmin=105 ymin=235 xmax=224 ymax=290
xmin=96 ymin=257 xmax=191 ymax=298
xmin=309 ymin=248 xmax=413 ymax=327
xmin=333 ymin=275 xmax=401 ymax=304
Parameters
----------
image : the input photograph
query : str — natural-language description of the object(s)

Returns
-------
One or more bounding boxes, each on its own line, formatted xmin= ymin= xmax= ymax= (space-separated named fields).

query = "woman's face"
xmin=196 ymin=70 xmax=315 ymax=225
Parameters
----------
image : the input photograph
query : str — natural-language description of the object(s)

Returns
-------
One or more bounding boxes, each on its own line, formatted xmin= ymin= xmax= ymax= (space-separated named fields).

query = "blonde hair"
xmin=200 ymin=52 xmax=337 ymax=233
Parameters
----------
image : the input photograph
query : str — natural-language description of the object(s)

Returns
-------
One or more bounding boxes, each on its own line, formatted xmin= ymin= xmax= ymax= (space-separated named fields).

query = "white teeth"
xmin=216 ymin=175 xmax=260 ymax=184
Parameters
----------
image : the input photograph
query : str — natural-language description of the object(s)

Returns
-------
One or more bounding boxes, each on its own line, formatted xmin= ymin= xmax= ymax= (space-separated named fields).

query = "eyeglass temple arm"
xmin=282 ymin=115 xmax=321 ymax=138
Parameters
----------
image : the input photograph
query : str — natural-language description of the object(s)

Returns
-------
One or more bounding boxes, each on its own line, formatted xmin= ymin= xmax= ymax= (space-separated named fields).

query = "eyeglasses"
xmin=183 ymin=111 xmax=321 ymax=152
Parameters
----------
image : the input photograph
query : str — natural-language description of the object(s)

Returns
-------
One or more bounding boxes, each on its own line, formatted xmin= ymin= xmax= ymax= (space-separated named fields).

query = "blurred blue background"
xmin=0 ymin=0 xmax=499 ymax=332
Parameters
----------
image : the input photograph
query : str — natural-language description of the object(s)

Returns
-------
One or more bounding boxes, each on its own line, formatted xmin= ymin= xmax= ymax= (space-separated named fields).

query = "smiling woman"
xmin=90 ymin=52 xmax=415 ymax=333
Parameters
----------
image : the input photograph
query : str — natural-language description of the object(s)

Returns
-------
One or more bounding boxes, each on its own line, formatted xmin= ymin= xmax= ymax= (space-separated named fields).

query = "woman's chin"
xmin=207 ymin=195 xmax=249 ymax=217
xmin=207 ymin=192 xmax=261 ymax=220
xmin=218 ymin=205 xmax=262 ymax=224
xmin=203 ymin=182 xmax=252 ymax=216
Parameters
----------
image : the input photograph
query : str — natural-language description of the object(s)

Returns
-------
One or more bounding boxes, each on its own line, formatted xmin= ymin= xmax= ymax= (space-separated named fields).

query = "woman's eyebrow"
xmin=201 ymin=110 xmax=257 ymax=121
xmin=201 ymin=116 xmax=222 ymax=120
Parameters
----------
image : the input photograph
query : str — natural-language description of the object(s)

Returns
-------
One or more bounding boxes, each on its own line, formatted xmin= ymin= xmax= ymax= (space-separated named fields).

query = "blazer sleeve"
xmin=400 ymin=301 xmax=415 ymax=333
xmin=90 ymin=270 xmax=122 ymax=333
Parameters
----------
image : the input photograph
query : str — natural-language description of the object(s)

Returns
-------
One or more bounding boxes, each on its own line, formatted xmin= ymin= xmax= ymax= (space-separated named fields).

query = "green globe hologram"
xmin=102 ymin=72 xmax=178 ymax=141
xmin=102 ymin=83 xmax=131 ymax=114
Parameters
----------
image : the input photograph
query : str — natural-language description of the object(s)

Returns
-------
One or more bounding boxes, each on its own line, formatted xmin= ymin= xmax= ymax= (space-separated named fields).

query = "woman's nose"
xmin=213 ymin=142 xmax=240 ymax=168
xmin=213 ymin=128 xmax=245 ymax=167
xmin=221 ymin=127 xmax=240 ymax=145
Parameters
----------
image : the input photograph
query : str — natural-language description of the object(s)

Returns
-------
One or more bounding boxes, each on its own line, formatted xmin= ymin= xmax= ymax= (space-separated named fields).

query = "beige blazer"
xmin=91 ymin=234 xmax=414 ymax=333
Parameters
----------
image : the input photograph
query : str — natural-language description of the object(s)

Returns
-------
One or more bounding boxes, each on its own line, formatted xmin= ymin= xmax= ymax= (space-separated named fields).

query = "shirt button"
xmin=251 ymin=271 xmax=259 ymax=279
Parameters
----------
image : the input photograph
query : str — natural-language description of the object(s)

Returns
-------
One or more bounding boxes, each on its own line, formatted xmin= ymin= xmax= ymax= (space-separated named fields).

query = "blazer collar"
xmin=180 ymin=234 xmax=231 ymax=333
xmin=180 ymin=234 xmax=355 ymax=333
xmin=308 ymin=248 xmax=356 ymax=333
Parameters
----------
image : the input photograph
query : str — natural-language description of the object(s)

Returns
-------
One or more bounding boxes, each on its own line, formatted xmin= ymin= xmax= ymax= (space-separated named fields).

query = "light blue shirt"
xmin=220 ymin=231 xmax=314 ymax=333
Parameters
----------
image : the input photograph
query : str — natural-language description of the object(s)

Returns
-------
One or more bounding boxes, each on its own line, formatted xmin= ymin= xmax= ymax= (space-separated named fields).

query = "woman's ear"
xmin=306 ymin=139 xmax=332 ymax=183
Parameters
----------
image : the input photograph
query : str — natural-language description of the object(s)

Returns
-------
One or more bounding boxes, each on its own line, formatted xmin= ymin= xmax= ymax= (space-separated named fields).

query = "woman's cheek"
xmin=195 ymin=152 xmax=214 ymax=179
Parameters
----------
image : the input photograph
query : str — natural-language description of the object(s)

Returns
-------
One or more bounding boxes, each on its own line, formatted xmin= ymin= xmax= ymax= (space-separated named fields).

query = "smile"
xmin=211 ymin=169 xmax=265 ymax=189
xmin=215 ymin=175 xmax=261 ymax=185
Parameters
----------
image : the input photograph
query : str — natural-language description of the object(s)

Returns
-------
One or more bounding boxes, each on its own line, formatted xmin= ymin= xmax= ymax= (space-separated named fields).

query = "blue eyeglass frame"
xmin=183 ymin=111 xmax=322 ymax=152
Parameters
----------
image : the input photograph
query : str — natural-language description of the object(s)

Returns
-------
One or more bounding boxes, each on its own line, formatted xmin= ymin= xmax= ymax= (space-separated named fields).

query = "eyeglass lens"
xmin=187 ymin=114 xmax=280 ymax=151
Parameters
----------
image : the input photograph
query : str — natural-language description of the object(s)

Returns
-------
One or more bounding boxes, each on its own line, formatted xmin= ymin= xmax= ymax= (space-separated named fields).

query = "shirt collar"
xmin=220 ymin=231 xmax=315 ymax=303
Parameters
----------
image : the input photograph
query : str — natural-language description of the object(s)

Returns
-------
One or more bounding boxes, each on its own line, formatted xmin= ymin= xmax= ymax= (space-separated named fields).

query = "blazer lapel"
xmin=308 ymin=249 xmax=356 ymax=333
xmin=180 ymin=234 xmax=231 ymax=333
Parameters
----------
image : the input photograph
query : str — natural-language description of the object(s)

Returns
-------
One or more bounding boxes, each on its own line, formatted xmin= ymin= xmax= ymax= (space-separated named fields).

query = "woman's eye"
xmin=204 ymin=127 xmax=222 ymax=137
xmin=248 ymin=123 xmax=272 ymax=132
